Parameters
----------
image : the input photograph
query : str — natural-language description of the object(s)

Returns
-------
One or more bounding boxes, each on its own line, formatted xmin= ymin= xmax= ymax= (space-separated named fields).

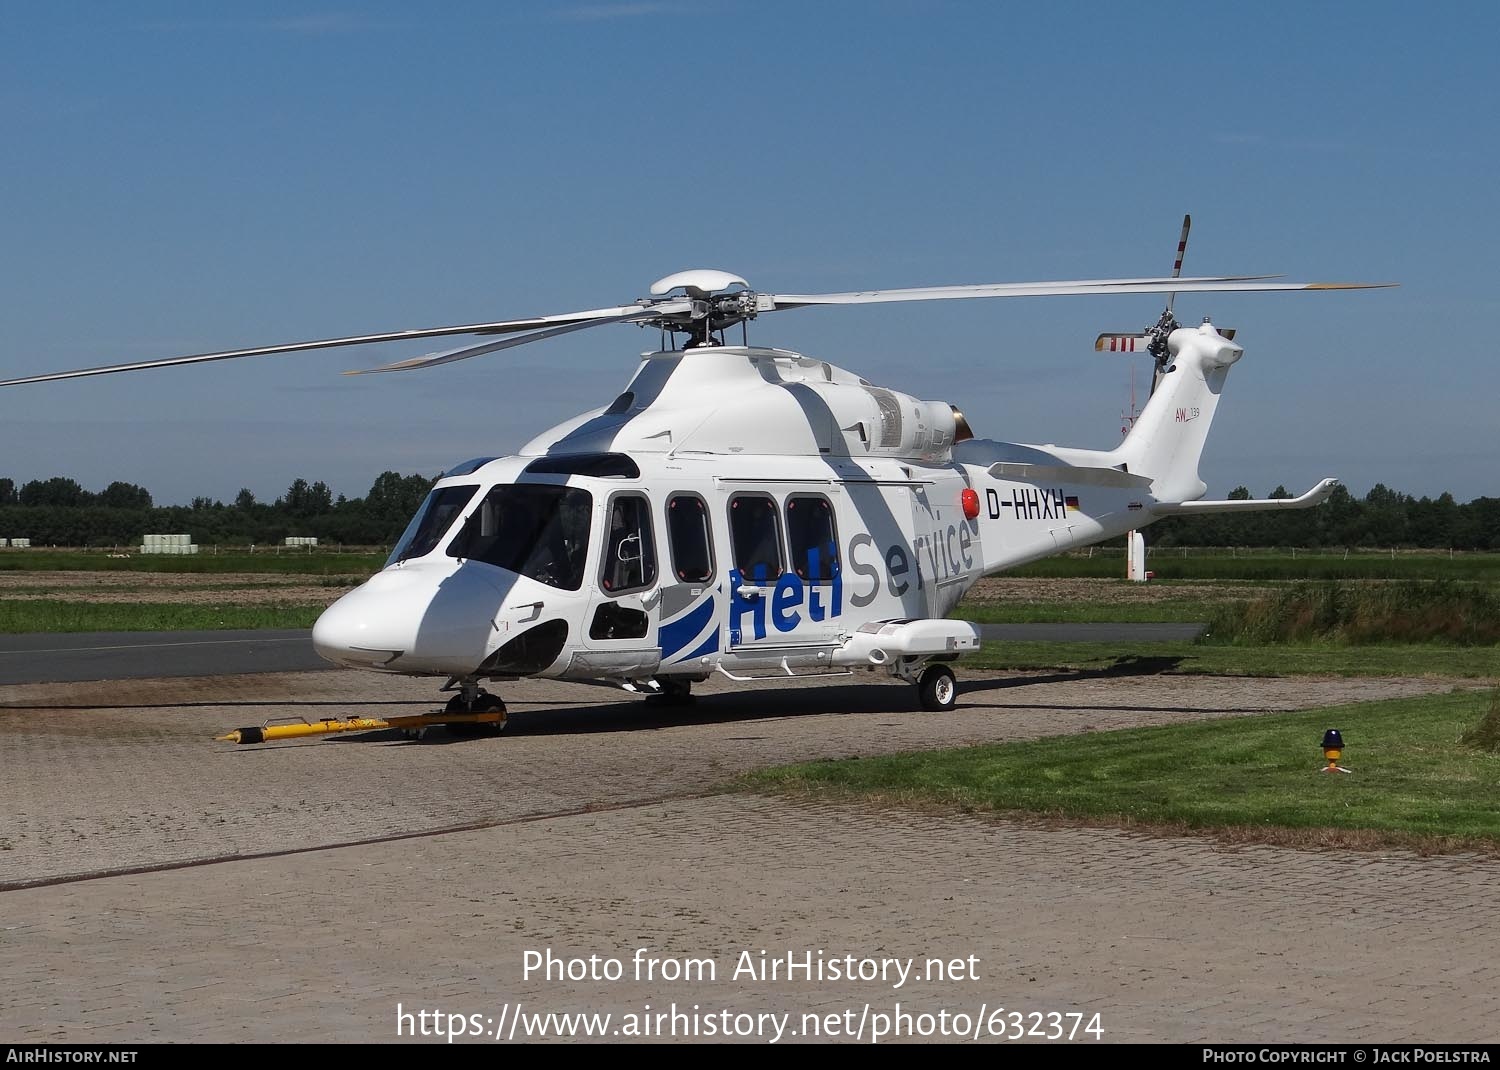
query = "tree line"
xmin=0 ymin=474 xmax=1495 ymax=551
xmin=0 ymin=472 xmax=437 ymax=548
xmin=1148 ymin=484 xmax=1500 ymax=550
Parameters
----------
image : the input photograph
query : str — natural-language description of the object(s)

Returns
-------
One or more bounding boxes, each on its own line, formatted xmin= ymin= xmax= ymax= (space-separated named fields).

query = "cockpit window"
xmin=666 ymin=494 xmax=714 ymax=583
xmin=387 ymin=485 xmax=478 ymax=566
xmin=447 ymin=484 xmax=594 ymax=591
xmin=600 ymin=493 xmax=656 ymax=595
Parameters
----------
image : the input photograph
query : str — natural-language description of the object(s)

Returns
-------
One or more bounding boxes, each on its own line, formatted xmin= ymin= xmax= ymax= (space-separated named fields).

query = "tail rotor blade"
xmin=1097 ymin=326 xmax=1234 ymax=354
xmin=1165 ymin=213 xmax=1191 ymax=316
xmin=1095 ymin=333 xmax=1150 ymax=353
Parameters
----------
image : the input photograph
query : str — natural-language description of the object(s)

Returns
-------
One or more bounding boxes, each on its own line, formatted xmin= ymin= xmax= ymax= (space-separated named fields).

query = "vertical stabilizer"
xmin=1116 ymin=322 xmax=1242 ymax=502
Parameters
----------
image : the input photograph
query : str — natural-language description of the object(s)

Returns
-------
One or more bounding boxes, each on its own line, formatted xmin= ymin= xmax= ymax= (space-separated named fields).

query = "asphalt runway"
xmin=0 ymin=623 xmax=1208 ymax=685
xmin=0 ymin=629 xmax=330 ymax=684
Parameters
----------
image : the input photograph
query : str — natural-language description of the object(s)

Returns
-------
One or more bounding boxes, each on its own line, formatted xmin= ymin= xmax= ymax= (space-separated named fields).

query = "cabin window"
xmin=728 ymin=494 xmax=783 ymax=582
xmin=387 ymin=484 xmax=478 ymax=566
xmin=666 ymin=494 xmax=714 ymax=583
xmin=786 ymin=495 xmax=840 ymax=581
xmin=446 ymin=484 xmax=593 ymax=590
xmin=600 ymin=494 xmax=657 ymax=595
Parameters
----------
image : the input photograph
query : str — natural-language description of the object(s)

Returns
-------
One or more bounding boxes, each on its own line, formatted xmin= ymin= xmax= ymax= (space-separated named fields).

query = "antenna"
xmin=1122 ymin=352 xmax=1148 ymax=582
xmin=1121 ymin=363 xmax=1141 ymax=440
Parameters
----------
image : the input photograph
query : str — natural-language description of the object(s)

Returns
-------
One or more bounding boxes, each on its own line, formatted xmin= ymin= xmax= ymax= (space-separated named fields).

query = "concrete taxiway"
xmin=2 ymin=665 xmax=1493 ymax=1044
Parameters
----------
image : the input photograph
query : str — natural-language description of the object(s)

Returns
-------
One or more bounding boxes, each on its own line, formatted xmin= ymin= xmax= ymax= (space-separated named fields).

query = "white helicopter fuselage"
xmin=0 ymin=249 xmax=1375 ymax=717
xmin=311 ymin=330 xmax=1275 ymax=694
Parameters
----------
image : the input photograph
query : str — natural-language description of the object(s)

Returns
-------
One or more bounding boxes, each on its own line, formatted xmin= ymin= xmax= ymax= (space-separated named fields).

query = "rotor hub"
xmin=1145 ymin=308 xmax=1180 ymax=368
xmin=642 ymin=272 xmax=769 ymax=345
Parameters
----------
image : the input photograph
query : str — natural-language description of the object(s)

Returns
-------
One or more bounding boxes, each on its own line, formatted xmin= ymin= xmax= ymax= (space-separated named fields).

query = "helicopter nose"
xmin=312 ymin=571 xmax=428 ymax=669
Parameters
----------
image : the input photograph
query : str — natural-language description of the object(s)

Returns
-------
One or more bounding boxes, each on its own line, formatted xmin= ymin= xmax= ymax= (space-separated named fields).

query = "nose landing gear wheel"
xmin=444 ymin=691 xmax=508 ymax=735
xmin=917 ymin=665 xmax=957 ymax=712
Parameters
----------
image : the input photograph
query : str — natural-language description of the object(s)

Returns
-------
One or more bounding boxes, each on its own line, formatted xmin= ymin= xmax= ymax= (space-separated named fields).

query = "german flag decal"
xmin=1065 ymin=495 xmax=1080 ymax=512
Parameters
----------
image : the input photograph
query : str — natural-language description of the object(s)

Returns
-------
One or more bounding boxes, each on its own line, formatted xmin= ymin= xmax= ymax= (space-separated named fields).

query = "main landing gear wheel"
xmin=917 ymin=665 xmax=957 ymax=712
xmin=646 ymin=676 xmax=695 ymax=707
xmin=444 ymin=691 xmax=508 ymax=735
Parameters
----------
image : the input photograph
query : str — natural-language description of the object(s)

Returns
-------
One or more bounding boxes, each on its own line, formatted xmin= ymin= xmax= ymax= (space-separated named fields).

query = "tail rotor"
xmin=1094 ymin=214 xmax=1234 ymax=395
xmin=1147 ymin=213 xmax=1193 ymax=384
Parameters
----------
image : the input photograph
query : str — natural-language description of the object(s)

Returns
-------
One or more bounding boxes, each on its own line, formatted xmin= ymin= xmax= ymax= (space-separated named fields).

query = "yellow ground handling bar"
xmin=216 ymin=711 xmax=505 ymax=744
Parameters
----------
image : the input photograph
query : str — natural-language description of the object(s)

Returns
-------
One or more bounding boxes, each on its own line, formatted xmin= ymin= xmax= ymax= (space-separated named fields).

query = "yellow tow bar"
xmin=216 ymin=711 xmax=505 ymax=744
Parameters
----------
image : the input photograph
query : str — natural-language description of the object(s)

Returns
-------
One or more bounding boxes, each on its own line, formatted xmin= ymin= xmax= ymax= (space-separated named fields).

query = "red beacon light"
xmin=961 ymin=488 xmax=980 ymax=520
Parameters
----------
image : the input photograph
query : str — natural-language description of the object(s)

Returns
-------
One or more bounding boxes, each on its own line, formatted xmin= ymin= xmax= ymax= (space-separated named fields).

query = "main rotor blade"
xmin=346 ymin=310 xmax=660 ymax=375
xmin=0 ymin=302 xmax=678 ymax=388
xmin=768 ymin=276 xmax=1393 ymax=307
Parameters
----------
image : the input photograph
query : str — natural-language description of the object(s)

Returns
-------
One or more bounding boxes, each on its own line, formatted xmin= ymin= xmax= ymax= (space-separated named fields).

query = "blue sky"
xmin=2 ymin=1 xmax=1494 ymax=506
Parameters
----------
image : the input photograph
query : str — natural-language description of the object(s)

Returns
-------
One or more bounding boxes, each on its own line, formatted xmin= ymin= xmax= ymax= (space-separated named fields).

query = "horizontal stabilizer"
xmin=987 ymin=461 xmax=1154 ymax=490
xmin=1152 ymin=478 xmax=1339 ymax=514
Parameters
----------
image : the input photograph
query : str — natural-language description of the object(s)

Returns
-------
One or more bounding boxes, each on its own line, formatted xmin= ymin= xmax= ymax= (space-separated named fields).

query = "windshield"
xmin=447 ymin=484 xmax=593 ymax=590
xmin=386 ymin=485 xmax=479 ymax=566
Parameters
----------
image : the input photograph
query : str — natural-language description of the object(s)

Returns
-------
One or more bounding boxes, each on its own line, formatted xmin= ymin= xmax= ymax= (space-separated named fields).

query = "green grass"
xmin=0 ymin=549 xmax=383 ymax=576
xmin=1459 ymin=690 xmax=1500 ymax=753
xmin=10 ymin=548 xmax=1500 ymax=581
xmin=1208 ymin=580 xmax=1500 ymax=645
xmin=0 ymin=579 xmax=358 ymax=595
xmin=740 ymin=689 xmax=1500 ymax=850
xmin=954 ymin=600 xmax=1218 ymax=624
xmin=0 ymin=600 xmax=322 ymax=632
xmin=960 ymin=578 xmax=1500 ymax=677
xmin=962 ymin=641 xmax=1500 ymax=678
xmin=1014 ymin=551 xmax=1500 ymax=583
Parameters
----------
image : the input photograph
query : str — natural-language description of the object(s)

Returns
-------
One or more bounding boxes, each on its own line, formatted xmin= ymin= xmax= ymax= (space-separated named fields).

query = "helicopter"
xmin=0 ymin=221 xmax=1391 ymax=728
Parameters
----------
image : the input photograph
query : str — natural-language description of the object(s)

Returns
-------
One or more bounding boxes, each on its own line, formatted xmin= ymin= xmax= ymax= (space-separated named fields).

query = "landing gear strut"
xmin=646 ymin=676 xmax=695 ymax=707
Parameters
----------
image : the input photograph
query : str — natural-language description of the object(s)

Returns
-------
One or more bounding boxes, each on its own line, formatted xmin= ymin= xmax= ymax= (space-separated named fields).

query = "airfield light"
xmin=1320 ymin=728 xmax=1350 ymax=774
xmin=961 ymin=488 xmax=980 ymax=520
